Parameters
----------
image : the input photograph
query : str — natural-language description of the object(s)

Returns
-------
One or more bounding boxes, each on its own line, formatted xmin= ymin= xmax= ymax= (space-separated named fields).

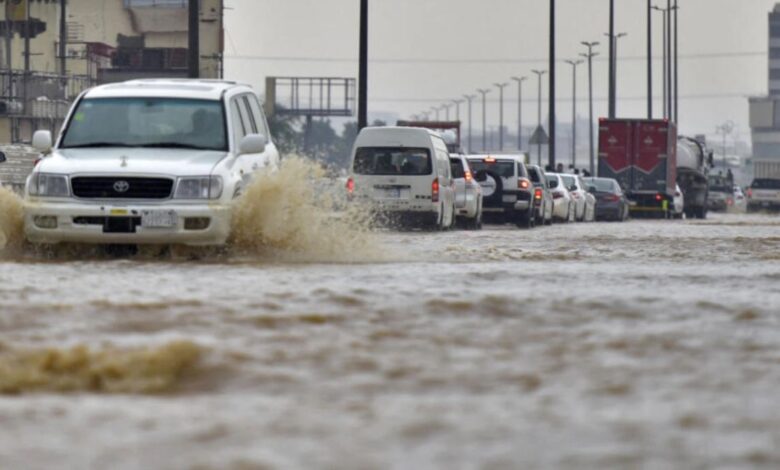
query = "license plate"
xmin=141 ymin=210 xmax=177 ymax=228
xmin=502 ymin=195 xmax=517 ymax=203
xmin=377 ymin=187 xmax=401 ymax=198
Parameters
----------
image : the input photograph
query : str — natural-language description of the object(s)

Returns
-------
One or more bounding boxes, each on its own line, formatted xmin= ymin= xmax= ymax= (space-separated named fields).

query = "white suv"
xmin=24 ymin=79 xmax=279 ymax=246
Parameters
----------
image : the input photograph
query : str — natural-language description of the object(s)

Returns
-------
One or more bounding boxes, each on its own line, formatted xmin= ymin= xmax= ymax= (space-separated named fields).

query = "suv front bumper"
xmin=24 ymin=200 xmax=232 ymax=246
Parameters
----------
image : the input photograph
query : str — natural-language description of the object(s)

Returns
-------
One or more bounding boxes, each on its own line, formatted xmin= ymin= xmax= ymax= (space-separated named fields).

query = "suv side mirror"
xmin=0 ymin=151 xmax=6 ymax=163
xmin=239 ymin=134 xmax=267 ymax=155
xmin=32 ymin=130 xmax=52 ymax=153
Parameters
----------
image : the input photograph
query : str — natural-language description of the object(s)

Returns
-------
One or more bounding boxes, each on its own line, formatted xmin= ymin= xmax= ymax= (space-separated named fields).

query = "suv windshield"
xmin=61 ymin=98 xmax=228 ymax=151
xmin=561 ymin=175 xmax=577 ymax=188
xmin=354 ymin=147 xmax=432 ymax=175
xmin=751 ymin=179 xmax=780 ymax=190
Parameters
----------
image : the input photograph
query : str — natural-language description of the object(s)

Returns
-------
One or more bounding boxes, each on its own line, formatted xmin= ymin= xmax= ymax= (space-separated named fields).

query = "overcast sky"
xmin=224 ymin=0 xmax=778 ymax=144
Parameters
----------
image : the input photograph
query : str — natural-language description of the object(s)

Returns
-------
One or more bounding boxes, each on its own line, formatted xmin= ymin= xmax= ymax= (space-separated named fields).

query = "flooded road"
xmin=1 ymin=213 xmax=779 ymax=469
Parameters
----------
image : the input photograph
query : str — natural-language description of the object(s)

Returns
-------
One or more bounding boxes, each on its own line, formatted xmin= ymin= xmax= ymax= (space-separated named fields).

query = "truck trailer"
xmin=598 ymin=119 xmax=678 ymax=218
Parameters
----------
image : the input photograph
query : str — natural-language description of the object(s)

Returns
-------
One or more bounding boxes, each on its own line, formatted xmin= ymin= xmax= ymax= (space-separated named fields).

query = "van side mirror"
xmin=32 ymin=130 xmax=52 ymax=153
xmin=239 ymin=134 xmax=267 ymax=155
xmin=0 ymin=151 xmax=6 ymax=163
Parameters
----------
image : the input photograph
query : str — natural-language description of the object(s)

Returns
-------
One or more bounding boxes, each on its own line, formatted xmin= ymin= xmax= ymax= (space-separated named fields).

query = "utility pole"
xmin=432 ymin=106 xmax=440 ymax=121
xmin=581 ymin=42 xmax=598 ymax=176
xmin=532 ymin=69 xmax=546 ymax=166
xmin=442 ymin=103 xmax=452 ymax=121
xmin=608 ymin=0 xmax=615 ymax=118
xmin=565 ymin=60 xmax=583 ymax=170
xmin=605 ymin=32 xmax=627 ymax=117
xmin=59 ymin=0 xmax=67 ymax=78
xmin=494 ymin=82 xmax=508 ymax=151
xmin=357 ymin=0 xmax=369 ymax=129
xmin=647 ymin=0 xmax=653 ymax=119
xmin=667 ymin=0 xmax=673 ymax=123
xmin=511 ymin=76 xmax=527 ymax=152
xmin=477 ymin=88 xmax=491 ymax=151
xmin=23 ymin=2 xmax=30 ymax=116
xmin=464 ymin=94 xmax=476 ymax=153
xmin=549 ymin=0 xmax=557 ymax=169
xmin=673 ymin=0 xmax=679 ymax=125
xmin=188 ymin=0 xmax=200 ymax=79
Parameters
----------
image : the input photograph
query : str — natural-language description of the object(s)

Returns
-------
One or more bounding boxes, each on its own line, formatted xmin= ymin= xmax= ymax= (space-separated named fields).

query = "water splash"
xmin=0 ymin=186 xmax=24 ymax=254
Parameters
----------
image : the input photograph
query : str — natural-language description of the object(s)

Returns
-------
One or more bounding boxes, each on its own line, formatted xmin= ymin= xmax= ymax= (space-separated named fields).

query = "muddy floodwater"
xmin=0 ymin=213 xmax=779 ymax=469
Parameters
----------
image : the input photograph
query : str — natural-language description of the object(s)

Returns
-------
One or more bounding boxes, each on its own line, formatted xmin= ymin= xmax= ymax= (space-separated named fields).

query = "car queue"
xmin=346 ymin=126 xmax=632 ymax=231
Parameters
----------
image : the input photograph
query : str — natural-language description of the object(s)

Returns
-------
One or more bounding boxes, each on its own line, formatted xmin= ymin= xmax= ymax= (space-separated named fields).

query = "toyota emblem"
xmin=113 ymin=180 xmax=130 ymax=193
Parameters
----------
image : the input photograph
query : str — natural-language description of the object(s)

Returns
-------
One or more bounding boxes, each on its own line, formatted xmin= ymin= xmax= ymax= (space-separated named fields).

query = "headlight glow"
xmin=28 ymin=173 xmax=70 ymax=197
xmin=174 ymin=176 xmax=223 ymax=200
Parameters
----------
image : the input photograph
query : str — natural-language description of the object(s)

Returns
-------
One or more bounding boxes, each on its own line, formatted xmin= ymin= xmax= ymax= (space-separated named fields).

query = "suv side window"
xmin=240 ymin=95 xmax=259 ymax=134
xmin=528 ymin=166 xmax=540 ymax=183
xmin=229 ymin=98 xmax=247 ymax=149
xmin=517 ymin=162 xmax=529 ymax=178
xmin=432 ymin=137 xmax=450 ymax=178
xmin=246 ymin=94 xmax=271 ymax=139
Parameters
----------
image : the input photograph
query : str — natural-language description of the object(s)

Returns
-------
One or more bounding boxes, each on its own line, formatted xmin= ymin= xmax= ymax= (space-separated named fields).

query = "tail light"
xmin=747 ymin=188 xmax=753 ymax=199
xmin=346 ymin=177 xmax=355 ymax=195
xmin=432 ymin=178 xmax=440 ymax=203
xmin=464 ymin=170 xmax=473 ymax=183
xmin=727 ymin=198 xmax=734 ymax=206
xmin=534 ymin=188 xmax=543 ymax=200
xmin=603 ymin=194 xmax=620 ymax=202
xmin=518 ymin=178 xmax=531 ymax=190
xmin=655 ymin=194 xmax=663 ymax=202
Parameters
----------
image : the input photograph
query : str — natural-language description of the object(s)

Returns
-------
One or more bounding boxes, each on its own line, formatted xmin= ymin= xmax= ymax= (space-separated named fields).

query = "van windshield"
xmin=60 ymin=98 xmax=228 ymax=151
xmin=354 ymin=147 xmax=432 ymax=175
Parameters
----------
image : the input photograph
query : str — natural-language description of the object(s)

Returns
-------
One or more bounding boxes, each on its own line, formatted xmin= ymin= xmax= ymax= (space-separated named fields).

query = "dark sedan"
xmin=583 ymin=177 xmax=630 ymax=221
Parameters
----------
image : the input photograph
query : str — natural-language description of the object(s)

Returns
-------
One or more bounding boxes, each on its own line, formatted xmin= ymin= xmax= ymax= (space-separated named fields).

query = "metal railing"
xmin=0 ymin=70 xmax=95 ymax=119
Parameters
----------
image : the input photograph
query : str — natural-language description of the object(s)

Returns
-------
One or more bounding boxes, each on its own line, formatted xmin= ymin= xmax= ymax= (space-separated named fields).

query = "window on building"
xmin=769 ymin=69 xmax=780 ymax=80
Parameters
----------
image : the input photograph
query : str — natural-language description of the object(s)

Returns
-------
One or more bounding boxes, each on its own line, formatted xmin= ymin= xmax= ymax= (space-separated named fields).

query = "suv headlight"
xmin=28 ymin=173 xmax=70 ymax=197
xmin=174 ymin=176 xmax=223 ymax=200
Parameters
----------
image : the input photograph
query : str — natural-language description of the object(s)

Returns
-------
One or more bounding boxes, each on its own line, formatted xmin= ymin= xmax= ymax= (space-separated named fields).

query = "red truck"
xmin=598 ymin=118 xmax=678 ymax=217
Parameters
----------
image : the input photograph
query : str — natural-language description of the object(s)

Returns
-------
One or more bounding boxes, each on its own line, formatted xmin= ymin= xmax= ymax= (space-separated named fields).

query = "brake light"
xmin=346 ymin=177 xmax=354 ymax=195
xmin=655 ymin=194 xmax=663 ymax=202
xmin=464 ymin=170 xmax=473 ymax=183
xmin=604 ymin=194 xmax=620 ymax=202
xmin=518 ymin=178 xmax=530 ymax=190
xmin=484 ymin=157 xmax=496 ymax=163
xmin=432 ymin=178 xmax=440 ymax=203
xmin=747 ymin=188 xmax=753 ymax=199
xmin=534 ymin=188 xmax=542 ymax=200
xmin=727 ymin=198 xmax=734 ymax=206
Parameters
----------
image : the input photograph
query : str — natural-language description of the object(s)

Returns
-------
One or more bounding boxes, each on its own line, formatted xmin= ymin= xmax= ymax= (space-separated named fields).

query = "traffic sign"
xmin=529 ymin=125 xmax=549 ymax=145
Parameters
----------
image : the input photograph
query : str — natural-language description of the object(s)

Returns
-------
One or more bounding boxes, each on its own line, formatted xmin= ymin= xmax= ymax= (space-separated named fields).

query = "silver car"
xmin=450 ymin=155 xmax=483 ymax=229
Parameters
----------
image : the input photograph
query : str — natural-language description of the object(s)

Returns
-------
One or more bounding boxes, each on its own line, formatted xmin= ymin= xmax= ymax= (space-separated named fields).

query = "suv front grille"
xmin=71 ymin=177 xmax=174 ymax=199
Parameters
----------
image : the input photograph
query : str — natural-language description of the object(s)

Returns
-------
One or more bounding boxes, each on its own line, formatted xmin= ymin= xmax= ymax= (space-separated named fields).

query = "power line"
xmin=224 ymin=50 xmax=766 ymax=65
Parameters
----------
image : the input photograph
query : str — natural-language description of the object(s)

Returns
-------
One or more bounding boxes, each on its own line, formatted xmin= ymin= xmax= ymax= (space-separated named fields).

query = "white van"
xmin=347 ymin=127 xmax=456 ymax=229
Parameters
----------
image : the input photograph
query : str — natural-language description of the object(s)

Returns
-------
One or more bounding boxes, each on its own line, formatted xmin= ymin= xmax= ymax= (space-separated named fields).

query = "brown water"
xmin=1 ymin=173 xmax=779 ymax=468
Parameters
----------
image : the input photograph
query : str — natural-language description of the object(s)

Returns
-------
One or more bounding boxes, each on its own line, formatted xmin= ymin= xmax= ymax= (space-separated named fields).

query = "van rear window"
xmin=354 ymin=147 xmax=432 ymax=175
xmin=752 ymin=179 xmax=780 ymax=190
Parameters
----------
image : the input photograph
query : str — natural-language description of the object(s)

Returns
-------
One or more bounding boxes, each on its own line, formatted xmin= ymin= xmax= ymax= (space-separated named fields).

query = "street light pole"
xmin=442 ymin=103 xmax=452 ymax=121
xmin=453 ymin=99 xmax=464 ymax=122
xmin=565 ymin=59 xmax=583 ymax=170
xmin=511 ymin=76 xmax=527 ymax=152
xmin=549 ymin=0 xmax=557 ymax=169
xmin=494 ymin=82 xmax=509 ymax=151
xmin=477 ymin=89 xmax=491 ymax=151
xmin=647 ymin=0 xmax=653 ymax=119
xmin=667 ymin=0 xmax=673 ymax=123
xmin=358 ymin=0 xmax=369 ymax=130
xmin=581 ymin=42 xmax=599 ymax=176
xmin=653 ymin=6 xmax=668 ymax=119
xmin=464 ymin=94 xmax=476 ymax=153
xmin=532 ymin=69 xmax=547 ymax=166
xmin=432 ymin=106 xmax=440 ymax=121
xmin=673 ymin=0 xmax=679 ymax=124
xmin=605 ymin=32 xmax=628 ymax=117
xmin=608 ymin=0 xmax=615 ymax=118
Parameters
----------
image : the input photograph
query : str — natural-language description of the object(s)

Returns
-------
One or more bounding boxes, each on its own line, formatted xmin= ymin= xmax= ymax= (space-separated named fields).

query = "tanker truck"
xmin=676 ymin=137 xmax=713 ymax=219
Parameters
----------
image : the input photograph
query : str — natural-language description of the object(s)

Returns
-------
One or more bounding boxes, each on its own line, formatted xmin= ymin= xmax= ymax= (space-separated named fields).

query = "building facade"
xmin=750 ymin=3 xmax=780 ymax=163
xmin=0 ymin=0 xmax=223 ymax=144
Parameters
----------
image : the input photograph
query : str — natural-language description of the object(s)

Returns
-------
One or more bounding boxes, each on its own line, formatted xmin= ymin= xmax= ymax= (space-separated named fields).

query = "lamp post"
xmin=432 ymin=106 xmax=440 ymax=121
xmin=358 ymin=0 xmax=368 ymax=129
xmin=464 ymin=94 xmax=476 ymax=153
xmin=605 ymin=32 xmax=627 ymax=117
xmin=608 ymin=0 xmax=615 ymax=118
xmin=673 ymin=0 xmax=679 ymax=124
xmin=549 ymin=0 xmax=557 ymax=169
xmin=531 ymin=69 xmax=547 ymax=165
xmin=494 ymin=82 xmax=509 ymax=151
xmin=453 ymin=99 xmax=464 ymax=122
xmin=477 ymin=89 xmax=491 ymax=151
xmin=647 ymin=0 xmax=653 ymax=119
xmin=565 ymin=59 xmax=583 ymax=170
xmin=653 ymin=5 xmax=668 ymax=119
xmin=511 ymin=76 xmax=527 ymax=152
xmin=442 ymin=103 xmax=452 ymax=121
xmin=580 ymin=42 xmax=599 ymax=176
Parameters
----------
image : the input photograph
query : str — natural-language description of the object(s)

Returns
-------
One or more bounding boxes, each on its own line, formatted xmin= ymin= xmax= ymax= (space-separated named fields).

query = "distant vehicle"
xmin=677 ymin=137 xmax=713 ymax=219
xmin=527 ymin=164 xmax=553 ymax=225
xmin=450 ymin=155 xmax=483 ymax=229
xmin=599 ymin=118 xmax=678 ymax=218
xmin=24 ymin=79 xmax=279 ymax=246
xmin=467 ymin=154 xmax=536 ymax=228
xmin=560 ymin=174 xmax=595 ymax=222
xmin=671 ymin=184 xmax=685 ymax=219
xmin=583 ymin=177 xmax=630 ymax=221
xmin=747 ymin=178 xmax=780 ymax=212
xmin=546 ymin=173 xmax=576 ymax=222
xmin=707 ymin=174 xmax=734 ymax=212
xmin=348 ymin=127 xmax=456 ymax=230
xmin=732 ymin=185 xmax=747 ymax=212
